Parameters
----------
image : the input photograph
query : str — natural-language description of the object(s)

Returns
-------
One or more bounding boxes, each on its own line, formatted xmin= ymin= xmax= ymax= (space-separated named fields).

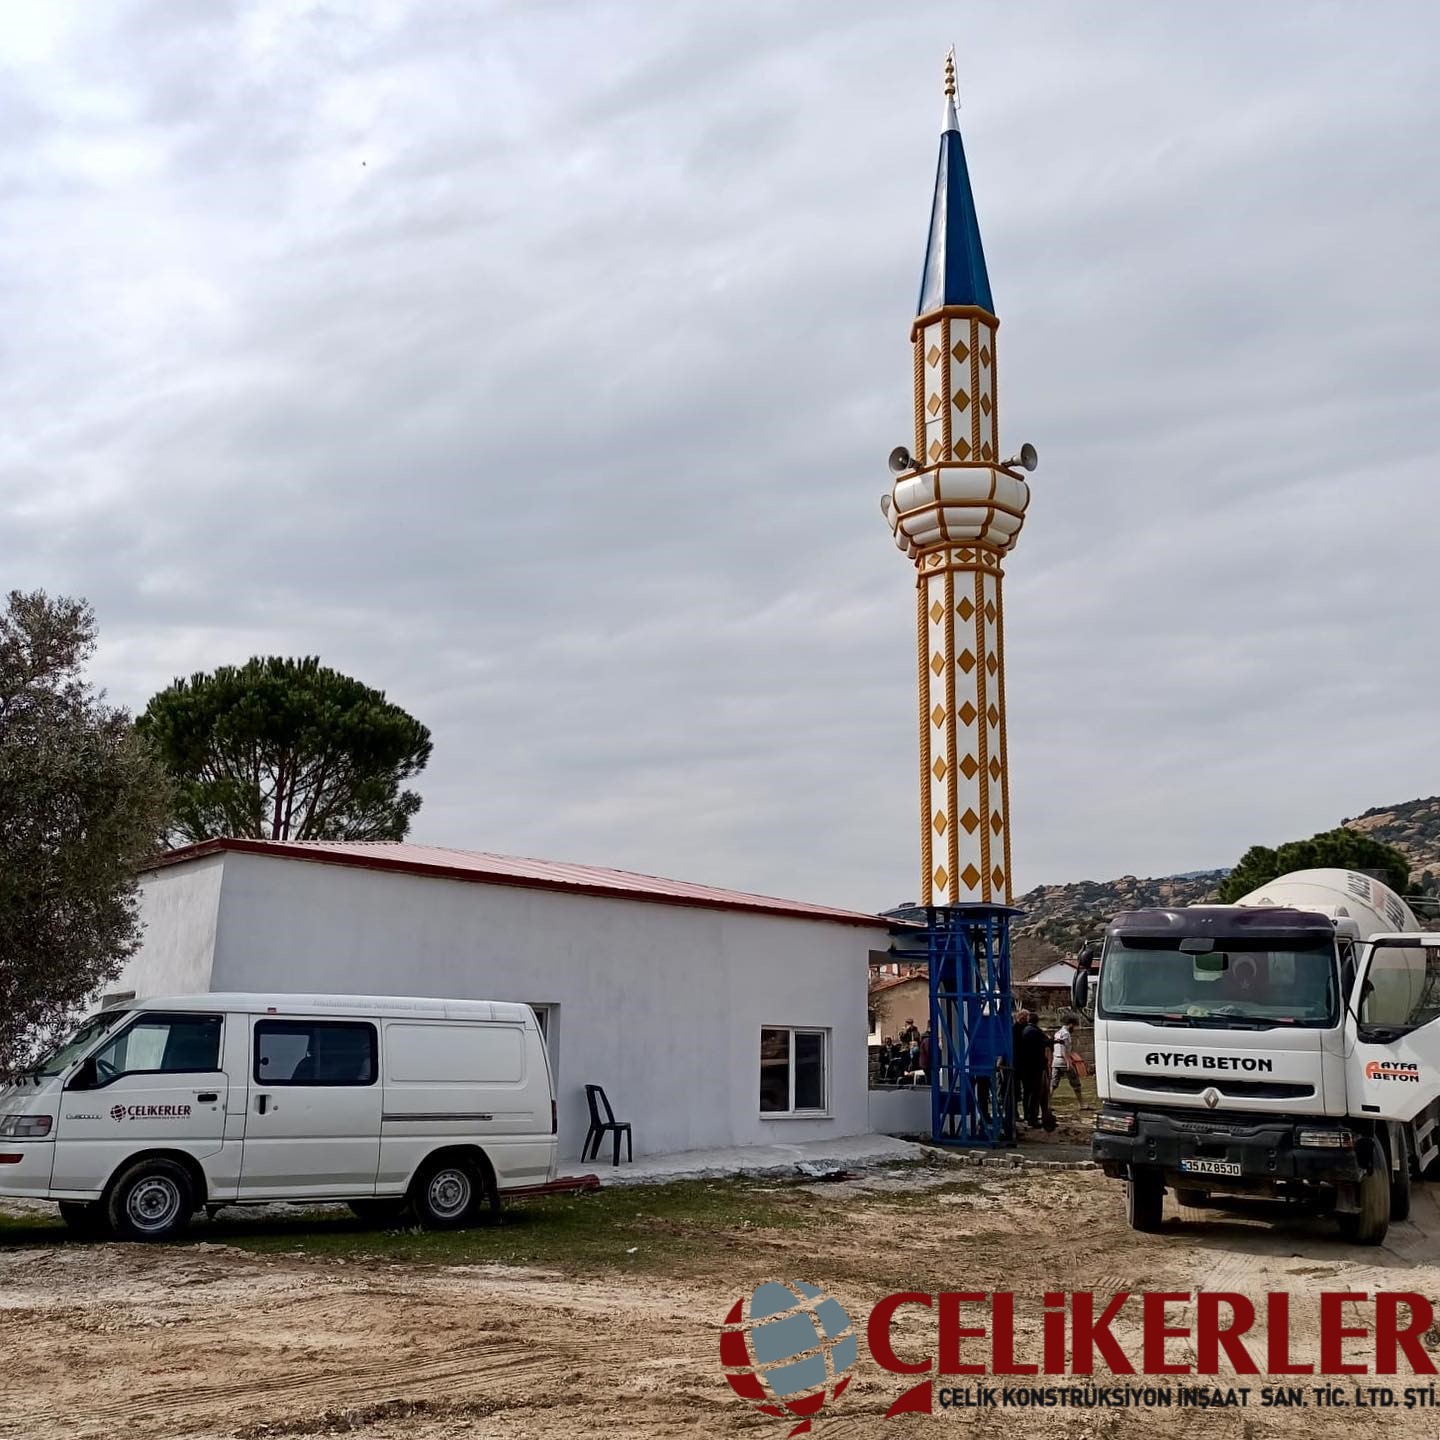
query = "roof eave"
xmin=141 ymin=838 xmax=891 ymax=930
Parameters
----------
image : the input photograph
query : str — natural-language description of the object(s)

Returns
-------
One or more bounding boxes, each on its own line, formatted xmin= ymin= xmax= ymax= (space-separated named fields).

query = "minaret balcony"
xmin=886 ymin=463 xmax=1030 ymax=559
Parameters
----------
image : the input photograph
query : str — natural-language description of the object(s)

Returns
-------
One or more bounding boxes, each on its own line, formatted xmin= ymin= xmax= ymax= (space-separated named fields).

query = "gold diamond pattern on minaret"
xmin=882 ymin=65 xmax=1032 ymax=909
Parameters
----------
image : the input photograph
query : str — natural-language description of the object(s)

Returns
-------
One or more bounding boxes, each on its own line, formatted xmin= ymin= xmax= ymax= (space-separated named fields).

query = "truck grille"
xmin=1115 ymin=1071 xmax=1314 ymax=1101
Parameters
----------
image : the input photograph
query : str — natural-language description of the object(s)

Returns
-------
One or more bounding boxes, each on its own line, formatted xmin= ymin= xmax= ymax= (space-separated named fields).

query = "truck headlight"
xmin=1095 ymin=1111 xmax=1136 ymax=1135
xmin=0 ymin=1114 xmax=53 ymax=1138
xmin=1296 ymin=1128 xmax=1354 ymax=1149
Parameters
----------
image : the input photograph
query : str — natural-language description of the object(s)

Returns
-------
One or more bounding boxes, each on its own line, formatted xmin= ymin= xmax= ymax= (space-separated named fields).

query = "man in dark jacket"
xmin=1017 ymin=1014 xmax=1054 ymax=1128
xmin=1011 ymin=1010 xmax=1030 ymax=1120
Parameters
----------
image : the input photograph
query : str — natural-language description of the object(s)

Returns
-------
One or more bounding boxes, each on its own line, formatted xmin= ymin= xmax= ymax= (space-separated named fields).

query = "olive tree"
xmin=0 ymin=592 xmax=170 ymax=1072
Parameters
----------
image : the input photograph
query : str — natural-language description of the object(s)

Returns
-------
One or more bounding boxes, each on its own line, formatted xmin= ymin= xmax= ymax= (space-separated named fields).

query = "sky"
xmin=3 ymin=1 xmax=1438 ymax=912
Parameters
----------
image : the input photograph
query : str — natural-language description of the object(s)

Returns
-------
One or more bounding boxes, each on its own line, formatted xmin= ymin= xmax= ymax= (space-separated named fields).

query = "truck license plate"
xmin=1180 ymin=1158 xmax=1241 ymax=1177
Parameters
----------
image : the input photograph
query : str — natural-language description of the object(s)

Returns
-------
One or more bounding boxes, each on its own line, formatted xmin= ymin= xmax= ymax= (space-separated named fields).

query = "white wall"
xmin=117 ymin=855 xmax=225 ymax=998
xmin=867 ymin=1085 xmax=931 ymax=1138
xmin=131 ymin=852 xmax=876 ymax=1161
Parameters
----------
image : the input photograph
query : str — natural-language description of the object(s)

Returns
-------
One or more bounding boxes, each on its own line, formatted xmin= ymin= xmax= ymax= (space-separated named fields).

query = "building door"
xmin=238 ymin=1017 xmax=381 ymax=1199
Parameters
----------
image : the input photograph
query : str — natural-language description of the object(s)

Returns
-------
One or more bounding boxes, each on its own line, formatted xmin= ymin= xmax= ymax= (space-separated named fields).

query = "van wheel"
xmin=1173 ymin=1188 xmax=1208 ymax=1208
xmin=349 ymin=1199 xmax=410 ymax=1227
xmin=1338 ymin=1144 xmax=1391 ymax=1246
xmin=105 ymin=1158 xmax=195 ymax=1243
xmin=58 ymin=1201 xmax=108 ymax=1239
xmin=411 ymin=1159 xmax=480 ymax=1229
xmin=1126 ymin=1169 xmax=1164 ymax=1233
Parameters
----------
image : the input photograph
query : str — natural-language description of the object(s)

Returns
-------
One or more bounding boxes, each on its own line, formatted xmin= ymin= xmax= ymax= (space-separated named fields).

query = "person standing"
xmin=1018 ymin=1013 xmax=1054 ymax=1129
xmin=1050 ymin=1014 xmax=1083 ymax=1103
xmin=1011 ymin=1009 xmax=1030 ymax=1119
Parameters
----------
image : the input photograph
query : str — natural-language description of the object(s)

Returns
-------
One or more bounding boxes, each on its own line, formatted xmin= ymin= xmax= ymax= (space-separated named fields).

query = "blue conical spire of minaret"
xmin=916 ymin=50 xmax=994 ymax=317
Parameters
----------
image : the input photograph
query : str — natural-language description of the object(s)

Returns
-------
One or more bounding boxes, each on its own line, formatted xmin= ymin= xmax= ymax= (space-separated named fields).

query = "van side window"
xmin=255 ymin=1020 xmax=377 ymax=1086
xmin=92 ymin=1014 xmax=222 ymax=1080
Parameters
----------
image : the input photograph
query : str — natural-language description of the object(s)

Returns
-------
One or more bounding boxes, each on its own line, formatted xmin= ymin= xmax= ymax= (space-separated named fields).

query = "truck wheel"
xmin=58 ymin=1201 xmax=108 ymax=1239
xmin=411 ymin=1158 xmax=480 ymax=1230
xmin=1391 ymin=1132 xmax=1413 ymax=1223
xmin=1338 ymin=1150 xmax=1391 ymax=1246
xmin=1126 ymin=1170 xmax=1164 ymax=1233
xmin=104 ymin=1158 xmax=195 ymax=1243
xmin=1173 ymin=1188 xmax=1208 ymax=1209
xmin=348 ymin=1199 xmax=410 ymax=1227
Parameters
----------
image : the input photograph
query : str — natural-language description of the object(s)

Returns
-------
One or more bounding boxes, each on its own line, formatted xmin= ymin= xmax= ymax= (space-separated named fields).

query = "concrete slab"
xmin=556 ymin=1132 xmax=928 ymax=1187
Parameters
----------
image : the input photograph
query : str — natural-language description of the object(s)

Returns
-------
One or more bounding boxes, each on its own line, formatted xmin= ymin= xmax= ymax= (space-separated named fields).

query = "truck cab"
xmin=1090 ymin=890 xmax=1440 ymax=1245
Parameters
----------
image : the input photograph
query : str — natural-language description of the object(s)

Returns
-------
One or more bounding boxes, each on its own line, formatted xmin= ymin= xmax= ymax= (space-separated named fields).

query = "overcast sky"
xmin=4 ymin=1 xmax=1438 ymax=911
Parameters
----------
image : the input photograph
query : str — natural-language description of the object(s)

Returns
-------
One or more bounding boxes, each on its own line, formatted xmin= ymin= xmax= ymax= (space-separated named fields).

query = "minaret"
xmin=884 ymin=52 xmax=1031 ymax=910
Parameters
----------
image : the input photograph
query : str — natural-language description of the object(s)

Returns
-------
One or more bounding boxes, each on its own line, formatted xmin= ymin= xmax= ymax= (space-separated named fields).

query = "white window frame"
xmin=759 ymin=1025 xmax=831 ymax=1118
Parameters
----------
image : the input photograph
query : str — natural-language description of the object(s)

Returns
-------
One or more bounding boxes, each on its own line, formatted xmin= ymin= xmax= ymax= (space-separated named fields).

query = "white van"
xmin=0 ymin=993 xmax=557 ymax=1241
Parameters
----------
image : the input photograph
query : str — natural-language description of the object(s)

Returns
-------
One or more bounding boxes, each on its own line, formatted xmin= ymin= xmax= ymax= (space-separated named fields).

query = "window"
xmin=759 ymin=1027 xmax=829 ymax=1115
xmin=90 ymin=1014 xmax=222 ymax=1081
xmin=385 ymin=1023 xmax=523 ymax=1084
xmin=1098 ymin=939 xmax=1337 ymax=1027
xmin=35 ymin=1010 xmax=128 ymax=1077
xmin=1361 ymin=943 xmax=1440 ymax=1032
xmin=255 ymin=1020 xmax=377 ymax=1086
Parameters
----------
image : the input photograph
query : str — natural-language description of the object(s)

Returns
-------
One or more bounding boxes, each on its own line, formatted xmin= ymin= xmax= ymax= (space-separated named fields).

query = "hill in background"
xmin=1012 ymin=793 xmax=1440 ymax=955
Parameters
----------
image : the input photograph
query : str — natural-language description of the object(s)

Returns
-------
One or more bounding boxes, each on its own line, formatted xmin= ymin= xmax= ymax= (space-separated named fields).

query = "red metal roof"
xmin=146 ymin=838 xmax=890 ymax=929
xmin=868 ymin=973 xmax=928 ymax=995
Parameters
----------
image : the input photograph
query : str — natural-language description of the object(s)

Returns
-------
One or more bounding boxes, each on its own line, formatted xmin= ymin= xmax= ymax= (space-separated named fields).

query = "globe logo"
xmin=720 ymin=1281 xmax=857 ymax=1435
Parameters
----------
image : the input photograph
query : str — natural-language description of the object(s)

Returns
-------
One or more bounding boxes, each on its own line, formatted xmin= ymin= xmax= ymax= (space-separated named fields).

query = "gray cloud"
xmin=3 ymin=1 xmax=1438 ymax=910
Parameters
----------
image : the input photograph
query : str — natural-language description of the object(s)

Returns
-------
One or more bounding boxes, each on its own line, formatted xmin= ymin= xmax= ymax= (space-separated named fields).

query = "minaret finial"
xmin=944 ymin=47 xmax=957 ymax=102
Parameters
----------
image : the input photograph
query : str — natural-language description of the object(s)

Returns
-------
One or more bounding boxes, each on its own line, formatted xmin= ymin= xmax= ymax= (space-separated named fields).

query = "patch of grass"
xmin=1 ymin=1181 xmax=825 ymax=1270
xmin=0 ymin=1209 xmax=62 ymax=1245
xmin=213 ymin=1178 xmax=822 ymax=1273
xmin=873 ymin=1178 xmax=985 ymax=1209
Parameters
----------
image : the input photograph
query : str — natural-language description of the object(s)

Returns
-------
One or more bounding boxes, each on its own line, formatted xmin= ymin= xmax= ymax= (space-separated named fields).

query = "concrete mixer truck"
xmin=1082 ymin=868 xmax=1440 ymax=1244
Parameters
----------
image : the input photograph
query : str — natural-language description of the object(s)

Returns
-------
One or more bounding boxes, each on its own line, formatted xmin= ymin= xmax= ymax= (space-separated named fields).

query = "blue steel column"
xmin=927 ymin=904 xmax=1017 ymax=1146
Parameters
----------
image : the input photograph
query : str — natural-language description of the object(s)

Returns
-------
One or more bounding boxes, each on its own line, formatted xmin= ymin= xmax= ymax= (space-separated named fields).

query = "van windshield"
xmin=30 ymin=1010 xmax=129 ymax=1077
xmin=1098 ymin=939 xmax=1337 ymax=1028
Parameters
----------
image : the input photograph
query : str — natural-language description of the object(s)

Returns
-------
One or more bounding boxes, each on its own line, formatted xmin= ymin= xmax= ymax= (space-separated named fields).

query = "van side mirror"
xmin=68 ymin=1057 xmax=98 ymax=1091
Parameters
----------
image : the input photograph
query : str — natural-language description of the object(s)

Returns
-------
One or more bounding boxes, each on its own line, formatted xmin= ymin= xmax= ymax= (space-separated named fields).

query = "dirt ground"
xmin=3 ymin=1162 xmax=1439 ymax=1440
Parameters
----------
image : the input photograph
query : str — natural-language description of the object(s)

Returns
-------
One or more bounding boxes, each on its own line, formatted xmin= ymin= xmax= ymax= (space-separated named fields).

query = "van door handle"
xmin=197 ymin=1092 xmax=219 ymax=1103
xmin=256 ymin=1094 xmax=272 ymax=1115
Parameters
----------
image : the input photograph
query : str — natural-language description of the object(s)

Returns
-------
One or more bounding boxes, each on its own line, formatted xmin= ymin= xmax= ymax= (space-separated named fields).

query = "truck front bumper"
xmin=1092 ymin=1107 xmax=1365 ymax=1187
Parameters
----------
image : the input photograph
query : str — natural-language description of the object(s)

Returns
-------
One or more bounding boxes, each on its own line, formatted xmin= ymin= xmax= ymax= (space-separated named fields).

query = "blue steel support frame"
xmin=927 ymin=904 xmax=1018 ymax=1147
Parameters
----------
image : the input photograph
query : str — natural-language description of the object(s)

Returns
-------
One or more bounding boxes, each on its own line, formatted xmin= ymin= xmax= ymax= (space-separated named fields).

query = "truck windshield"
xmin=29 ymin=1010 xmax=129 ymax=1077
xmin=1098 ymin=939 xmax=1337 ymax=1028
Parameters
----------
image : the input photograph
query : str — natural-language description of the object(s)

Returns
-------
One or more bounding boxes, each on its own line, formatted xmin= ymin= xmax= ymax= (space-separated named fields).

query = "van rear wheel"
xmin=105 ymin=1158 xmax=195 ymax=1243
xmin=411 ymin=1158 xmax=480 ymax=1229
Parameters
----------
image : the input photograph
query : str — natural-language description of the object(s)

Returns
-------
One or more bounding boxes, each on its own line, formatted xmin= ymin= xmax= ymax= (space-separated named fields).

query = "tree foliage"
xmin=0 ymin=591 xmax=171 ymax=1072
xmin=1217 ymin=826 xmax=1412 ymax=903
xmin=138 ymin=657 xmax=432 ymax=845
